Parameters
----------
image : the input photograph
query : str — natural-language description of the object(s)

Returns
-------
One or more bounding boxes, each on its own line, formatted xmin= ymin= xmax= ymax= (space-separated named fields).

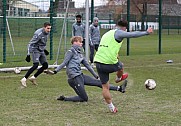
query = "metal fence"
xmin=0 ymin=0 xmax=181 ymax=69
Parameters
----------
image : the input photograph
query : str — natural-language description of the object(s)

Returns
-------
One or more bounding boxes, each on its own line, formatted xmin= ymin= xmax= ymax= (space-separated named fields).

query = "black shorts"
xmin=95 ymin=62 xmax=123 ymax=84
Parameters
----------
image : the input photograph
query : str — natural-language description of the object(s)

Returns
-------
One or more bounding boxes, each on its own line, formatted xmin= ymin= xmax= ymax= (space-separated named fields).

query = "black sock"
xmin=25 ymin=66 xmax=37 ymax=78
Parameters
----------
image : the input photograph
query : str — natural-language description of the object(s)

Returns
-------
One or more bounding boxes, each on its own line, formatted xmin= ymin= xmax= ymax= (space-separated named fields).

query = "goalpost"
xmin=0 ymin=15 xmax=86 ymax=73
xmin=0 ymin=0 xmax=90 ymax=73
xmin=0 ymin=16 xmax=67 ymax=72
xmin=0 ymin=16 xmax=16 ymax=55
xmin=54 ymin=0 xmax=70 ymax=65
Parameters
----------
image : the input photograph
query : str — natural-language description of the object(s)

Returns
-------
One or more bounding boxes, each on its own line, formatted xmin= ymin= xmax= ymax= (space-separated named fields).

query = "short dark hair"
xmin=44 ymin=22 xmax=51 ymax=27
xmin=76 ymin=14 xmax=82 ymax=19
xmin=117 ymin=19 xmax=128 ymax=27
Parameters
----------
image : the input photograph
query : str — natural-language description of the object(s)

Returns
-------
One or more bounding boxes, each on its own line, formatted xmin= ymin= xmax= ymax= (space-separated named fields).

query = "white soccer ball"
xmin=14 ymin=67 xmax=21 ymax=74
xmin=144 ymin=79 xmax=156 ymax=90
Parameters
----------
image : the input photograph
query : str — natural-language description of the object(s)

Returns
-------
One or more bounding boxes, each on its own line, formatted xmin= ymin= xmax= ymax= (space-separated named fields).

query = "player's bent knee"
xmin=83 ymin=97 xmax=88 ymax=102
xmin=42 ymin=62 xmax=48 ymax=69
xmin=81 ymin=96 xmax=88 ymax=102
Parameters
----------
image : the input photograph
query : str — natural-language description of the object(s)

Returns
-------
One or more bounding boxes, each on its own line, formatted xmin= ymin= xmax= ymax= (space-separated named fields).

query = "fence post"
xmin=159 ymin=0 xmax=162 ymax=54
xmin=91 ymin=0 xmax=94 ymax=23
xmin=3 ymin=0 xmax=7 ymax=63
xmin=167 ymin=17 xmax=170 ymax=35
xmin=109 ymin=13 xmax=112 ymax=30
xmin=178 ymin=17 xmax=180 ymax=34
xmin=50 ymin=0 xmax=54 ymax=60
xmin=127 ymin=0 xmax=130 ymax=56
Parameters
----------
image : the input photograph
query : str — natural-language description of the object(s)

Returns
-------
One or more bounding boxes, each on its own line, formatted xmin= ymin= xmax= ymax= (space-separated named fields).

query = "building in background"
xmin=3 ymin=0 xmax=39 ymax=17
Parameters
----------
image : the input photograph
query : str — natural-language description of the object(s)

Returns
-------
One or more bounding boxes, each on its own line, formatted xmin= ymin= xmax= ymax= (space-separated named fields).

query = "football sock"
xmin=24 ymin=63 xmax=38 ymax=78
xmin=34 ymin=67 xmax=45 ymax=77
xmin=117 ymin=86 xmax=120 ymax=91
xmin=116 ymin=76 xmax=122 ymax=80
xmin=108 ymin=102 xmax=115 ymax=112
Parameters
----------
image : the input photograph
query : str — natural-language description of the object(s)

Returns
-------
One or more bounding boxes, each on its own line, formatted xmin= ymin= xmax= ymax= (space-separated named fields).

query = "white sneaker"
xmin=29 ymin=76 xmax=37 ymax=85
xmin=20 ymin=78 xmax=27 ymax=87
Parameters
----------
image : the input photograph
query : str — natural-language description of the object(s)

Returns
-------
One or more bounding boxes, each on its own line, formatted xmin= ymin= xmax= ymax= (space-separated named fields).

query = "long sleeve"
xmin=72 ymin=24 xmax=75 ymax=36
xmin=27 ymin=34 xmax=40 ymax=55
xmin=55 ymin=50 xmax=73 ymax=72
xmin=83 ymin=24 xmax=86 ymax=38
xmin=82 ymin=58 xmax=98 ymax=78
xmin=114 ymin=30 xmax=149 ymax=42
xmin=89 ymin=25 xmax=93 ymax=45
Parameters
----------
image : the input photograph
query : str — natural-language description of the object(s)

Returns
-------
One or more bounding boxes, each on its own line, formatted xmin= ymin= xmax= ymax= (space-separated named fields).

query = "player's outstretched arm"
xmin=82 ymin=58 xmax=98 ymax=79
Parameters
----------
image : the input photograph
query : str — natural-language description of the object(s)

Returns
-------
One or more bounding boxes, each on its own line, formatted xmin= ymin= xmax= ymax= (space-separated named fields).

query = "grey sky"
xmin=24 ymin=0 xmax=104 ymax=10
xmin=24 ymin=0 xmax=181 ymax=11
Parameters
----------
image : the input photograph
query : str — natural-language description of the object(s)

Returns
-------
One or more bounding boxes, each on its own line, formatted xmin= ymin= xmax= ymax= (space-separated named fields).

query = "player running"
xmin=20 ymin=22 xmax=51 ymax=88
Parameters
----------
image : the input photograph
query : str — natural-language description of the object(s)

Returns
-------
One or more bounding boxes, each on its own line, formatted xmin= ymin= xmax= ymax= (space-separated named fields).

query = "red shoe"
xmin=115 ymin=73 xmax=128 ymax=83
xmin=111 ymin=107 xmax=118 ymax=113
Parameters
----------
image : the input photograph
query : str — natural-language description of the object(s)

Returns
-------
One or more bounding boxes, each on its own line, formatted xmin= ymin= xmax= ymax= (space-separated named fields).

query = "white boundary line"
xmin=0 ymin=63 xmax=180 ymax=78
xmin=124 ymin=63 xmax=181 ymax=69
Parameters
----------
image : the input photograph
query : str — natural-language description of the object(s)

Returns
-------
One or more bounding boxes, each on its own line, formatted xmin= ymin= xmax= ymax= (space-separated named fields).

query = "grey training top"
xmin=72 ymin=22 xmax=85 ymax=38
xmin=89 ymin=24 xmax=101 ymax=45
xmin=27 ymin=28 xmax=49 ymax=55
xmin=114 ymin=29 xmax=149 ymax=42
xmin=55 ymin=45 xmax=98 ymax=79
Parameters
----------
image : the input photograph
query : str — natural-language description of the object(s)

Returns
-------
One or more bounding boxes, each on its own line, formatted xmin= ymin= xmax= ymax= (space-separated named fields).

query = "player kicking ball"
xmin=94 ymin=19 xmax=153 ymax=113
xmin=44 ymin=36 xmax=127 ymax=103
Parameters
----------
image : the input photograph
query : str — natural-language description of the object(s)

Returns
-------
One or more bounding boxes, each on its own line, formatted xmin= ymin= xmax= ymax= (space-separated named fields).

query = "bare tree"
xmin=101 ymin=0 xmax=127 ymax=21
xmin=131 ymin=0 xmax=153 ymax=31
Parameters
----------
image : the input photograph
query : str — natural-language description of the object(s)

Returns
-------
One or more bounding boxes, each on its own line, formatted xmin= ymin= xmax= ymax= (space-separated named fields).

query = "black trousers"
xmin=64 ymin=74 xmax=118 ymax=102
xmin=89 ymin=44 xmax=99 ymax=63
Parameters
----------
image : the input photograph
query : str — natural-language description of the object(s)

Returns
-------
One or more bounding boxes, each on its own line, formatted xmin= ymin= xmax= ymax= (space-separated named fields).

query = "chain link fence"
xmin=0 ymin=0 xmax=181 ymax=69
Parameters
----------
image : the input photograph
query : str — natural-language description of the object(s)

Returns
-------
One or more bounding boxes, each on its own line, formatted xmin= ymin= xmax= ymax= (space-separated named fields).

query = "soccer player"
xmin=72 ymin=15 xmax=86 ymax=50
xmin=89 ymin=17 xmax=101 ymax=67
xmin=20 ymin=22 xmax=51 ymax=88
xmin=46 ymin=36 xmax=127 ymax=102
xmin=94 ymin=19 xmax=153 ymax=113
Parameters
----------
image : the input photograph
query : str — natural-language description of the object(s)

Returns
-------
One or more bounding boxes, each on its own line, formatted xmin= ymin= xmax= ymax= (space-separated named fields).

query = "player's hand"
xmin=95 ymin=76 xmax=99 ymax=79
xmin=147 ymin=27 xmax=153 ymax=34
xmin=44 ymin=49 xmax=49 ymax=55
xmin=25 ymin=55 xmax=31 ymax=62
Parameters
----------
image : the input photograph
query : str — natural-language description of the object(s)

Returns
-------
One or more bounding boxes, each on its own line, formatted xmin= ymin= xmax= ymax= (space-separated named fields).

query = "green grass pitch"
xmin=0 ymin=23 xmax=181 ymax=125
xmin=0 ymin=53 xmax=181 ymax=126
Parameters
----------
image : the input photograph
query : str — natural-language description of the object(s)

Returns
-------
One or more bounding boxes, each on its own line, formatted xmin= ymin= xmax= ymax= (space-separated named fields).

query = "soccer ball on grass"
xmin=144 ymin=79 xmax=156 ymax=90
xmin=14 ymin=67 xmax=21 ymax=74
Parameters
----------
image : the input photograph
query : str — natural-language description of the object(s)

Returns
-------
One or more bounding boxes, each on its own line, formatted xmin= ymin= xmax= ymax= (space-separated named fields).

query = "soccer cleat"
xmin=115 ymin=73 xmax=128 ymax=83
xmin=29 ymin=76 xmax=37 ymax=85
xmin=119 ymin=80 xmax=127 ymax=93
xmin=57 ymin=95 xmax=65 ymax=101
xmin=20 ymin=78 xmax=27 ymax=87
xmin=111 ymin=107 xmax=118 ymax=113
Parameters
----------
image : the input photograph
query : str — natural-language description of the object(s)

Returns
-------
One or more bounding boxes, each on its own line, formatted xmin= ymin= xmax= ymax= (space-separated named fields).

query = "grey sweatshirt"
xmin=55 ymin=45 xmax=98 ymax=79
xmin=89 ymin=24 xmax=101 ymax=45
xmin=27 ymin=28 xmax=49 ymax=54
xmin=72 ymin=22 xmax=85 ymax=38
xmin=114 ymin=29 xmax=149 ymax=42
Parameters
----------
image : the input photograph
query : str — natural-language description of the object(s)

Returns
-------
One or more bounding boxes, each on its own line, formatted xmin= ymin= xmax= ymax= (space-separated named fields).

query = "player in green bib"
xmin=94 ymin=19 xmax=153 ymax=113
